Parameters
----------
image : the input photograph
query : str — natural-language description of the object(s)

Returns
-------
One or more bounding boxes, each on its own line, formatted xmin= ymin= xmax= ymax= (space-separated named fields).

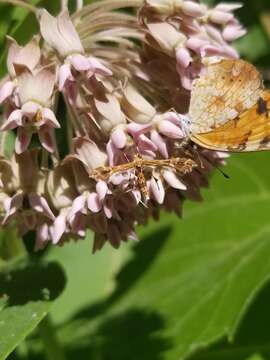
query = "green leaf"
xmin=42 ymin=152 xmax=270 ymax=360
xmin=0 ymin=0 xmax=60 ymax=77
xmin=0 ymin=227 xmax=26 ymax=263
xmin=0 ymin=259 xmax=66 ymax=359
xmin=189 ymin=280 xmax=270 ymax=360
xmin=45 ymin=231 xmax=132 ymax=325
xmin=246 ymin=355 xmax=266 ymax=360
xmin=234 ymin=25 xmax=270 ymax=62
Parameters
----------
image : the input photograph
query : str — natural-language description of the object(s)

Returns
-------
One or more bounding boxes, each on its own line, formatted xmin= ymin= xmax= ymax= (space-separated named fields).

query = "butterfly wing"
xmin=189 ymin=59 xmax=263 ymax=134
xmin=191 ymin=90 xmax=270 ymax=152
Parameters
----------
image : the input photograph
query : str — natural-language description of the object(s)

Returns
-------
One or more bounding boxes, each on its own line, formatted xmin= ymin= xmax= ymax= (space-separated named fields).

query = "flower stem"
xmin=38 ymin=315 xmax=66 ymax=360
xmin=0 ymin=0 xmax=37 ymax=14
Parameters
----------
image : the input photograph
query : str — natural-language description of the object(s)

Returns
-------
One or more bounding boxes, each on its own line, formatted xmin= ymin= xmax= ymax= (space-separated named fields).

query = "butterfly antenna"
xmin=199 ymin=151 xmax=230 ymax=179
xmin=215 ymin=165 xmax=230 ymax=179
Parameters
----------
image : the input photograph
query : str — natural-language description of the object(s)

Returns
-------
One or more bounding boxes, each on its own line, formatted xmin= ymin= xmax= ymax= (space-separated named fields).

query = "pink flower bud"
xmin=209 ymin=10 xmax=234 ymax=25
xmin=181 ymin=1 xmax=205 ymax=17
xmin=176 ymin=47 xmax=192 ymax=68
xmin=222 ymin=24 xmax=246 ymax=42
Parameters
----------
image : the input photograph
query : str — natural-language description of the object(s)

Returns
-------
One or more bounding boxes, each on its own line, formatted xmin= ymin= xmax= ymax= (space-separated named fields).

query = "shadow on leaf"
xmin=0 ymin=260 xmax=66 ymax=306
xmin=64 ymin=308 xmax=172 ymax=360
xmin=73 ymin=225 xmax=171 ymax=322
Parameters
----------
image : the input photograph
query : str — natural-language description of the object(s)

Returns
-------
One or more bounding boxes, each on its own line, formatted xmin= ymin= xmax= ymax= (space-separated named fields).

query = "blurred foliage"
xmin=1 ymin=0 xmax=270 ymax=360
xmin=0 ymin=259 xmax=66 ymax=359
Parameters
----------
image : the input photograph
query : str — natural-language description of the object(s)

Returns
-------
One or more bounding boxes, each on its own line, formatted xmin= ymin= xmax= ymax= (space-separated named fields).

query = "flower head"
xmin=1 ymin=65 xmax=59 ymax=153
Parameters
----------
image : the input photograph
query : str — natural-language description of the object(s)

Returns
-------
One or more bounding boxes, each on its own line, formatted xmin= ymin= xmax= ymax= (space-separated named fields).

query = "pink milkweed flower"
xmin=1 ymin=151 xmax=55 ymax=240
xmin=0 ymin=36 xmax=41 ymax=105
xmin=145 ymin=0 xmax=205 ymax=17
xmin=1 ymin=66 xmax=60 ymax=154
xmin=39 ymin=9 xmax=112 ymax=91
xmin=140 ymin=1 xmax=245 ymax=90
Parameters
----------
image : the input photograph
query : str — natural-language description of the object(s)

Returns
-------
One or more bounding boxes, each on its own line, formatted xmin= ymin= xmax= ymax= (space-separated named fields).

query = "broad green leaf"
xmin=45 ymin=231 xmax=132 ymax=325
xmin=0 ymin=259 xmax=65 ymax=359
xmin=25 ymin=152 xmax=270 ymax=360
xmin=48 ymin=152 xmax=270 ymax=360
xmin=234 ymin=25 xmax=270 ymax=62
xmin=247 ymin=355 xmax=266 ymax=360
xmin=189 ymin=281 xmax=270 ymax=360
xmin=0 ymin=227 xmax=26 ymax=264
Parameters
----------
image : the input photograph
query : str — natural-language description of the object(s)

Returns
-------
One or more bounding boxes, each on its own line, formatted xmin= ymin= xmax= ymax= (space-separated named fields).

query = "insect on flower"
xmin=91 ymin=155 xmax=196 ymax=202
xmin=187 ymin=59 xmax=270 ymax=152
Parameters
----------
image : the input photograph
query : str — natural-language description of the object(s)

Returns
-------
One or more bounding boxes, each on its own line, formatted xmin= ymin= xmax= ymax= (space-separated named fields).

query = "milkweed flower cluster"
xmin=0 ymin=0 xmax=242 ymax=251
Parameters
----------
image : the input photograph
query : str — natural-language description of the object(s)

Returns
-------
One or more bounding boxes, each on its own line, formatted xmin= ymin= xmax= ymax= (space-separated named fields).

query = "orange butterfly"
xmin=189 ymin=59 xmax=270 ymax=152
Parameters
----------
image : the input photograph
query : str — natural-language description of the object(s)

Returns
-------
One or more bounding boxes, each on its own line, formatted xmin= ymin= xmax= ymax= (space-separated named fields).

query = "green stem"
xmin=38 ymin=315 xmax=66 ymax=360
xmin=0 ymin=0 xmax=37 ymax=14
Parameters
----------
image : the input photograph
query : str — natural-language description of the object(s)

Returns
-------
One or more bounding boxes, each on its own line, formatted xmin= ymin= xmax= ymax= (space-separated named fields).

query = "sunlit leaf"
xmin=0 ymin=260 xmax=66 ymax=359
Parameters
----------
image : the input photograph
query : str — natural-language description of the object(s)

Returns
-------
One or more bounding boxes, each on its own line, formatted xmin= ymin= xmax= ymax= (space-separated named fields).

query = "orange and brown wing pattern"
xmin=189 ymin=59 xmax=263 ymax=134
xmin=191 ymin=90 xmax=270 ymax=152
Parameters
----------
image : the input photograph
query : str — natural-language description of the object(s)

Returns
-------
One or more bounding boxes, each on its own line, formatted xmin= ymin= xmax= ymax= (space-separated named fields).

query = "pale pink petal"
xmin=6 ymin=37 xmax=21 ymax=77
xmin=216 ymin=3 xmax=243 ymax=12
xmin=35 ymin=224 xmax=49 ymax=251
xmin=150 ymin=130 xmax=168 ymax=158
xmin=223 ymin=24 xmax=246 ymax=42
xmin=150 ymin=177 xmax=165 ymax=204
xmin=71 ymin=213 xmax=86 ymax=237
xmin=68 ymin=195 xmax=87 ymax=221
xmin=59 ymin=63 xmax=73 ymax=91
xmin=88 ymin=57 xmax=112 ymax=76
xmin=158 ymin=120 xmax=184 ymax=139
xmin=128 ymin=231 xmax=139 ymax=242
xmin=57 ymin=10 xmax=84 ymax=54
xmin=0 ymin=81 xmax=15 ymax=104
xmin=28 ymin=193 xmax=55 ymax=220
xmin=21 ymin=101 xmax=40 ymax=118
xmin=205 ymin=25 xmax=224 ymax=44
xmin=186 ymin=37 xmax=209 ymax=53
xmin=2 ymin=193 xmax=23 ymax=224
xmin=15 ymin=127 xmax=32 ymax=154
xmin=137 ymin=134 xmax=157 ymax=152
xmin=163 ymin=170 xmax=187 ymax=190
xmin=103 ymin=199 xmax=113 ymax=219
xmin=127 ymin=123 xmax=152 ymax=137
xmin=176 ymin=47 xmax=192 ymax=68
xmin=164 ymin=112 xmax=180 ymax=125
xmin=106 ymin=140 xmax=118 ymax=166
xmin=109 ymin=172 xmax=128 ymax=186
xmin=70 ymin=54 xmax=91 ymax=71
xmin=39 ymin=9 xmax=83 ymax=57
xmin=38 ymin=125 xmax=56 ymax=153
xmin=41 ymin=108 xmax=60 ymax=128
xmin=1 ymin=109 xmax=22 ymax=131
xmin=17 ymin=67 xmax=55 ymax=105
xmin=52 ymin=212 xmax=67 ymax=244
xmin=96 ymin=181 xmax=108 ymax=202
xmin=222 ymin=45 xmax=239 ymax=59
xmin=200 ymin=44 xmax=223 ymax=58
xmin=87 ymin=192 xmax=102 ymax=213
xmin=181 ymin=1 xmax=205 ymax=17
xmin=132 ymin=190 xmax=141 ymax=205
xmin=209 ymin=10 xmax=234 ymax=25
xmin=73 ymin=137 xmax=107 ymax=170
xmin=15 ymin=36 xmax=41 ymax=72
xmin=3 ymin=197 xmax=12 ymax=213
xmin=111 ymin=127 xmax=127 ymax=149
